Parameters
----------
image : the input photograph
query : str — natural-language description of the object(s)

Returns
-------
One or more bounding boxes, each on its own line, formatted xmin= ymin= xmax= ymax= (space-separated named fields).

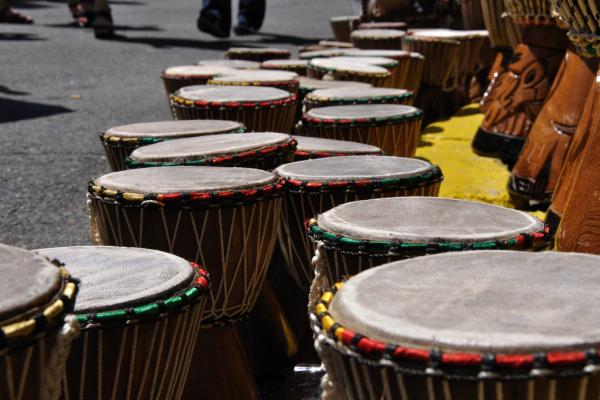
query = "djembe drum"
xmin=160 ymin=65 xmax=235 ymax=97
xmin=299 ymin=104 xmax=423 ymax=157
xmin=312 ymin=250 xmax=600 ymax=400
xmin=299 ymin=48 xmax=348 ymax=60
xmin=225 ymin=47 xmax=291 ymax=62
xmin=304 ymin=87 xmax=414 ymax=111
xmin=330 ymin=16 xmax=360 ymax=42
xmin=350 ymin=29 xmax=405 ymax=50
xmin=169 ymin=85 xmax=297 ymax=133
xmin=341 ymin=49 xmax=425 ymax=92
xmin=126 ymin=132 xmax=296 ymax=170
xmin=207 ymin=69 xmax=299 ymax=93
xmin=100 ymin=120 xmax=245 ymax=171
xmin=35 ymin=246 xmax=209 ymax=400
xmin=0 ymin=244 xmax=77 ymax=400
xmin=196 ymin=59 xmax=260 ymax=69
xmin=307 ymin=58 xmax=392 ymax=87
xmin=315 ymin=56 xmax=402 ymax=89
xmin=357 ymin=21 xmax=407 ymax=30
xmin=308 ymin=197 xmax=549 ymax=288
xmin=292 ymin=136 xmax=383 ymax=161
xmin=472 ymin=0 xmax=567 ymax=166
xmin=275 ymin=156 xmax=442 ymax=292
xmin=87 ymin=166 xmax=283 ymax=399
xmin=261 ymin=59 xmax=308 ymax=76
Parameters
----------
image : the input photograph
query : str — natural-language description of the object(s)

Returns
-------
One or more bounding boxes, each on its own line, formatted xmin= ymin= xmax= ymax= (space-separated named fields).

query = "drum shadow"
xmin=454 ymin=105 xmax=481 ymax=117
xmin=0 ymin=32 xmax=45 ymax=41
xmin=253 ymin=31 xmax=320 ymax=46
xmin=108 ymin=34 xmax=247 ymax=50
xmin=0 ymin=97 xmax=73 ymax=123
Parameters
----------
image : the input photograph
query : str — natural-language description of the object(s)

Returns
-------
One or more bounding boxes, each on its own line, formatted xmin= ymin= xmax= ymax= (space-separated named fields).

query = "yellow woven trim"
xmin=102 ymin=136 xmax=140 ymax=144
xmin=91 ymin=185 xmax=146 ymax=202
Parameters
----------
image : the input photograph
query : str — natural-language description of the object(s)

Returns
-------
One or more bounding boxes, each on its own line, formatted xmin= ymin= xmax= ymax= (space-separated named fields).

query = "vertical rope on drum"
xmin=156 ymin=312 xmax=183 ymax=398
xmin=148 ymin=319 xmax=168 ymax=396
xmin=110 ymin=326 xmax=128 ymax=400
xmin=97 ymin=330 xmax=103 ymax=400
xmin=77 ymin=332 xmax=89 ymax=400
xmin=135 ymin=322 xmax=160 ymax=400
xmin=124 ymin=325 xmax=139 ymax=400
xmin=15 ymin=345 xmax=33 ymax=400
xmin=164 ymin=313 xmax=186 ymax=400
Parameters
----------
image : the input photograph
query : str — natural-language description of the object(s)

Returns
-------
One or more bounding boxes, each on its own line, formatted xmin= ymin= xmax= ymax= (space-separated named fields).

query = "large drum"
xmin=100 ymin=120 xmax=245 ymax=171
xmin=275 ymin=156 xmax=442 ymax=291
xmin=0 ymin=244 xmax=77 ymax=400
xmin=312 ymin=250 xmax=600 ymax=400
xmin=308 ymin=197 xmax=549 ymax=287
xmin=261 ymin=59 xmax=308 ymax=76
xmin=307 ymin=58 xmax=392 ymax=87
xmin=293 ymin=136 xmax=383 ymax=160
xmin=350 ymin=29 xmax=405 ymax=50
xmin=196 ymin=59 xmax=260 ymax=69
xmin=126 ymin=131 xmax=296 ymax=170
xmin=304 ymin=87 xmax=414 ymax=111
xmin=160 ymin=65 xmax=235 ymax=97
xmin=207 ymin=69 xmax=299 ymax=93
xmin=35 ymin=246 xmax=209 ymax=400
xmin=299 ymin=104 xmax=423 ymax=157
xmin=169 ymin=85 xmax=297 ymax=133
xmin=225 ymin=47 xmax=291 ymax=62
xmin=330 ymin=16 xmax=360 ymax=43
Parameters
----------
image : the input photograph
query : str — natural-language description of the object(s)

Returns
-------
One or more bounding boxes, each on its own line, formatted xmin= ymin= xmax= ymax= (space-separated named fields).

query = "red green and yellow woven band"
xmin=0 ymin=264 xmax=77 ymax=349
xmin=75 ymin=264 xmax=210 ymax=329
xmin=302 ymin=109 xmax=424 ymax=128
xmin=88 ymin=178 xmax=285 ymax=208
xmin=169 ymin=93 xmax=297 ymax=109
xmin=305 ymin=91 xmax=415 ymax=105
xmin=307 ymin=219 xmax=550 ymax=256
xmin=126 ymin=139 xmax=297 ymax=168
xmin=100 ymin=127 xmax=247 ymax=147
xmin=308 ymin=64 xmax=392 ymax=78
xmin=314 ymin=281 xmax=600 ymax=377
xmin=160 ymin=72 xmax=218 ymax=80
xmin=207 ymin=79 xmax=299 ymax=91
xmin=282 ymin=165 xmax=442 ymax=194
xmin=293 ymin=149 xmax=384 ymax=159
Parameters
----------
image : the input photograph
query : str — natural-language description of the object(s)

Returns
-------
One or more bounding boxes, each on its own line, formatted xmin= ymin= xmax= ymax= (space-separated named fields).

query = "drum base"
xmin=472 ymin=127 xmax=525 ymax=167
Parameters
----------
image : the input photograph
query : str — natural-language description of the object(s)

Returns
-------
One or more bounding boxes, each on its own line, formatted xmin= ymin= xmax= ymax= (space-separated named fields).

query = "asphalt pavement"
xmin=0 ymin=0 xmax=355 ymax=249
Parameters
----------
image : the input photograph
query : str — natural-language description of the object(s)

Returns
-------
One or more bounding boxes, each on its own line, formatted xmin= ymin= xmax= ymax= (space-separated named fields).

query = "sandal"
xmin=0 ymin=7 xmax=33 ymax=24
xmin=93 ymin=10 xmax=114 ymax=39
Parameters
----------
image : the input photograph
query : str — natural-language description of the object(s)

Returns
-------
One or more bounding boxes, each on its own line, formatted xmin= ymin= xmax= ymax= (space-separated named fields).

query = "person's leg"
xmin=198 ymin=0 xmax=231 ymax=38
xmin=235 ymin=0 xmax=265 ymax=34
xmin=93 ymin=0 xmax=114 ymax=38
xmin=0 ymin=0 xmax=34 ymax=23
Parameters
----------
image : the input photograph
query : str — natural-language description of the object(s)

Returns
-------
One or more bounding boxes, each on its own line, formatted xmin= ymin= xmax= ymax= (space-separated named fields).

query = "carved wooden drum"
xmin=160 ymin=65 xmax=235 ymax=97
xmin=100 ymin=120 xmax=245 ymax=171
xmin=261 ymin=59 xmax=308 ymax=76
xmin=350 ymin=29 xmax=405 ymax=50
xmin=307 ymin=58 xmax=392 ymax=87
xmin=300 ymin=104 xmax=423 ymax=157
xmin=330 ymin=16 xmax=360 ymax=43
xmin=308 ymin=197 xmax=549 ymax=287
xmin=36 ymin=246 xmax=209 ymax=400
xmin=196 ymin=59 xmax=260 ymax=69
xmin=275 ymin=156 xmax=442 ymax=291
xmin=207 ymin=69 xmax=299 ymax=93
xmin=126 ymin=131 xmax=296 ymax=170
xmin=312 ymin=251 xmax=600 ymax=400
xmin=292 ymin=136 xmax=383 ymax=160
xmin=225 ymin=47 xmax=291 ymax=62
xmin=0 ymin=244 xmax=77 ymax=400
xmin=304 ymin=87 xmax=414 ymax=112
xmin=169 ymin=85 xmax=297 ymax=133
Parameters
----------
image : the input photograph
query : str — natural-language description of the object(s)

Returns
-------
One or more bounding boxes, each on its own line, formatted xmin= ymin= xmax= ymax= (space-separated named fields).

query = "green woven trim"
xmin=100 ymin=127 xmax=247 ymax=147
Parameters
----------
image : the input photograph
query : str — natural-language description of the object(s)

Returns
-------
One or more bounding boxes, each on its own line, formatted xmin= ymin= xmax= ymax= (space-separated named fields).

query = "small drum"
xmin=0 ymin=244 xmax=77 ymax=400
xmin=330 ymin=15 xmax=360 ymax=42
xmin=35 ymin=246 xmax=209 ymax=400
xmin=196 ymin=59 xmax=261 ymax=69
xmin=225 ymin=47 xmax=291 ymax=62
xmin=126 ymin=131 xmax=296 ymax=170
xmin=261 ymin=59 xmax=308 ymax=76
xmin=293 ymin=136 xmax=383 ymax=160
xmin=88 ymin=166 xmax=283 ymax=322
xmin=342 ymin=49 xmax=425 ymax=92
xmin=207 ymin=69 xmax=299 ymax=93
xmin=160 ymin=65 xmax=235 ymax=96
xmin=275 ymin=156 xmax=442 ymax=291
xmin=307 ymin=58 xmax=392 ymax=87
xmin=312 ymin=250 xmax=600 ymax=400
xmin=100 ymin=120 xmax=245 ymax=171
xmin=169 ymin=85 xmax=297 ymax=133
xmin=350 ymin=29 xmax=405 ymax=50
xmin=300 ymin=104 xmax=423 ymax=157
xmin=357 ymin=21 xmax=407 ymax=31
xmin=308 ymin=197 xmax=549 ymax=287
xmin=304 ymin=87 xmax=414 ymax=111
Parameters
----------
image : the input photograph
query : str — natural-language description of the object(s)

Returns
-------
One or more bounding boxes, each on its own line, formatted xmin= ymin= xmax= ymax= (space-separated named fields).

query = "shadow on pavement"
xmin=0 ymin=86 xmax=29 ymax=96
xmin=0 ymin=33 xmax=45 ymax=41
xmin=45 ymin=22 xmax=162 ymax=32
xmin=0 ymin=97 xmax=73 ymax=123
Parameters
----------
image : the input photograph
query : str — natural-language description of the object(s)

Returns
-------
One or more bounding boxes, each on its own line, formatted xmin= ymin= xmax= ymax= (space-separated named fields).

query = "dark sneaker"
xmin=233 ymin=21 xmax=257 ymax=35
xmin=197 ymin=12 xmax=229 ymax=38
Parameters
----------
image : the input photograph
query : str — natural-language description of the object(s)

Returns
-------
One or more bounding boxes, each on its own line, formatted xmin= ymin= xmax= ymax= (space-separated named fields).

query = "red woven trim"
xmin=207 ymin=79 xmax=299 ymax=90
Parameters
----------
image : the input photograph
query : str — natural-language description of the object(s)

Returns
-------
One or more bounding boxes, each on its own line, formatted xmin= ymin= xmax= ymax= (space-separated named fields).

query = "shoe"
xmin=197 ymin=12 xmax=229 ymax=38
xmin=233 ymin=22 xmax=257 ymax=35
xmin=0 ymin=7 xmax=33 ymax=24
xmin=93 ymin=10 xmax=114 ymax=39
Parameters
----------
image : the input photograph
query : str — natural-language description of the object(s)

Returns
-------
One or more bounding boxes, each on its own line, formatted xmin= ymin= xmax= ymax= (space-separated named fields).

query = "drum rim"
xmin=311 ymin=280 xmax=600 ymax=379
xmin=0 ymin=260 xmax=77 ymax=350
xmin=225 ymin=47 xmax=291 ymax=55
xmin=160 ymin=65 xmax=234 ymax=79
xmin=169 ymin=91 xmax=297 ymax=109
xmin=323 ymin=56 xmax=400 ymax=69
xmin=350 ymin=28 xmax=406 ymax=40
xmin=125 ymin=137 xmax=297 ymax=168
xmin=74 ymin=263 xmax=209 ymax=329
xmin=195 ymin=59 xmax=261 ymax=69
xmin=302 ymin=104 xmax=423 ymax=126
xmin=308 ymin=59 xmax=391 ymax=77
xmin=305 ymin=88 xmax=414 ymax=103
xmin=207 ymin=78 xmax=300 ymax=89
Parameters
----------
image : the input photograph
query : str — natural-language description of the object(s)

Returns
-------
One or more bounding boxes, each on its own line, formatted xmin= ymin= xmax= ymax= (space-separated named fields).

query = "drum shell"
xmin=279 ymin=183 xmax=441 ymax=291
xmin=170 ymin=102 xmax=296 ymax=133
xmin=481 ymin=0 xmax=521 ymax=48
xmin=330 ymin=17 xmax=359 ymax=43
xmin=299 ymin=120 xmax=422 ymax=157
xmin=402 ymin=38 xmax=461 ymax=90
xmin=351 ymin=36 xmax=404 ymax=51
xmin=63 ymin=302 xmax=204 ymax=400
xmin=88 ymin=197 xmax=282 ymax=322
xmin=306 ymin=67 xmax=391 ymax=88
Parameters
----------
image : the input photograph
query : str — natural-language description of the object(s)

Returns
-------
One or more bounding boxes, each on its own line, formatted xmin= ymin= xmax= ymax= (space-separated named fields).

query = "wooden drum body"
xmin=329 ymin=16 xmax=359 ymax=43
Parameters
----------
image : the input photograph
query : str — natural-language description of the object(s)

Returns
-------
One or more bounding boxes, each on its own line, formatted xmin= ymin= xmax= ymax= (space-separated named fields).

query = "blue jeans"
xmin=201 ymin=0 xmax=266 ymax=31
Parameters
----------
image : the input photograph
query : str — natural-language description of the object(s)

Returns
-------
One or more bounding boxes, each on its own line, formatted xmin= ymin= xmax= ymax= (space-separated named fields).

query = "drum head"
xmin=317 ymin=197 xmax=544 ymax=243
xmin=308 ymin=87 xmax=411 ymax=102
xmin=343 ymin=49 xmax=421 ymax=59
xmin=174 ymin=85 xmax=291 ymax=102
xmin=309 ymin=58 xmax=389 ymax=74
xmin=0 ymin=244 xmax=61 ymax=322
xmin=104 ymin=120 xmax=244 ymax=139
xmin=162 ymin=65 xmax=236 ymax=77
xmin=305 ymin=104 xmax=420 ymax=120
xmin=275 ymin=156 xmax=433 ymax=182
xmin=209 ymin=69 xmax=298 ymax=83
xmin=196 ymin=59 xmax=261 ymax=69
xmin=293 ymin=136 xmax=381 ymax=155
xmin=329 ymin=250 xmax=600 ymax=353
xmin=409 ymin=28 xmax=488 ymax=40
xmin=351 ymin=29 xmax=405 ymax=39
xmin=129 ymin=132 xmax=291 ymax=163
xmin=298 ymin=77 xmax=372 ymax=91
xmin=226 ymin=47 xmax=291 ymax=56
xmin=299 ymin=49 xmax=348 ymax=60
xmin=262 ymin=59 xmax=308 ymax=68
xmin=325 ymin=56 xmax=398 ymax=68
xmin=36 ymin=246 xmax=194 ymax=314
xmin=94 ymin=166 xmax=278 ymax=194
